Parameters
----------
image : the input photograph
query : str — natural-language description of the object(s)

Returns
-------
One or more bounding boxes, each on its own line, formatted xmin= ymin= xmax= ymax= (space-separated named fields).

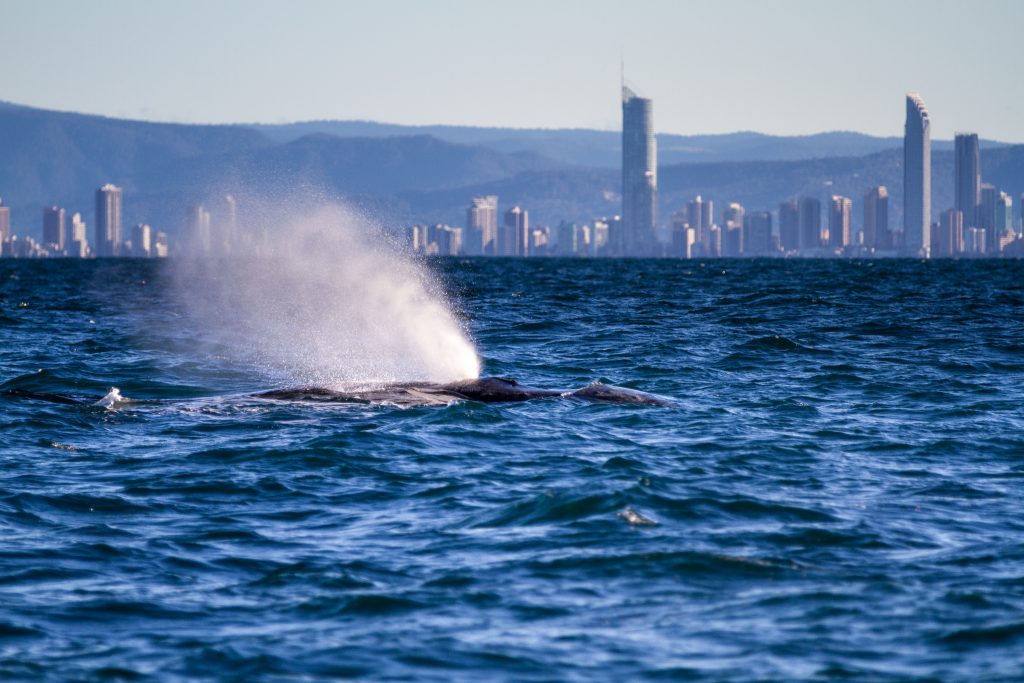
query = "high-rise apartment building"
xmin=466 ymin=195 xmax=498 ymax=256
xmin=42 ymin=206 xmax=66 ymax=251
xmin=95 ymin=184 xmax=123 ymax=257
xmin=427 ymin=224 xmax=462 ymax=256
xmin=934 ymin=209 xmax=963 ymax=257
xmin=954 ymin=133 xmax=981 ymax=231
xmin=132 ymin=223 xmax=152 ymax=257
xmin=996 ymin=192 xmax=1013 ymax=235
xmin=779 ymin=199 xmax=799 ymax=252
xmin=799 ymin=197 xmax=822 ymax=251
xmin=828 ymin=196 xmax=852 ymax=249
xmin=979 ymin=183 xmax=998 ymax=250
xmin=621 ymin=86 xmax=657 ymax=256
xmin=904 ymin=94 xmax=931 ymax=256
xmin=687 ymin=196 xmax=712 ymax=246
xmin=591 ymin=219 xmax=610 ymax=256
xmin=863 ymin=186 xmax=889 ymax=250
xmin=69 ymin=212 xmax=88 ymax=257
xmin=722 ymin=202 xmax=744 ymax=257
xmin=670 ymin=213 xmax=694 ymax=258
xmin=501 ymin=206 xmax=529 ymax=257
xmin=742 ymin=211 xmax=772 ymax=256
xmin=556 ymin=221 xmax=579 ymax=257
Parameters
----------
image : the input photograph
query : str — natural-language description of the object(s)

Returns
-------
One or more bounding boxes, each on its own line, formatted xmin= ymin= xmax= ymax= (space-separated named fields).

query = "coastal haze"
xmin=0 ymin=100 xmax=1022 ymax=257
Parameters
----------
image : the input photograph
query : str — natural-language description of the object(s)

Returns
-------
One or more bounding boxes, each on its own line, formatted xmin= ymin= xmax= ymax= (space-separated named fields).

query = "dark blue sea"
xmin=2 ymin=257 xmax=1024 ymax=681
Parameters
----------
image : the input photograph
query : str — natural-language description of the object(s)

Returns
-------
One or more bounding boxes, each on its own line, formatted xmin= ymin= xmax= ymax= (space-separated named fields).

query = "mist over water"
xmin=173 ymin=201 xmax=480 ymax=387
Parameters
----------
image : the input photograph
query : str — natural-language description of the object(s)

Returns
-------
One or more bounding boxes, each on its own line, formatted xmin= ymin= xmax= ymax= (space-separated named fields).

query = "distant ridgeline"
xmin=0 ymin=100 xmax=1022 ymax=257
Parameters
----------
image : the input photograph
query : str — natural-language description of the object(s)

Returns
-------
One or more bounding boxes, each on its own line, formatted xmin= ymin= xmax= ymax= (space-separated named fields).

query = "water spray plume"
xmin=174 ymin=201 xmax=480 ymax=387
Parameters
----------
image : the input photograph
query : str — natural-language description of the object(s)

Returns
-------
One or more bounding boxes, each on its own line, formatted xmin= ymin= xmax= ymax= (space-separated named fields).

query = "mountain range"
xmin=0 ymin=100 xmax=1020 ymax=242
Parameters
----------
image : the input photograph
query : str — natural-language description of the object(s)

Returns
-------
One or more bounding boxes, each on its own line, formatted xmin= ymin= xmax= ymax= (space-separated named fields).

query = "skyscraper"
xmin=556 ymin=221 xmax=579 ymax=257
xmin=591 ymin=219 xmax=610 ymax=256
xmin=687 ymin=196 xmax=711 ymax=245
xmin=68 ymin=212 xmax=88 ymax=257
xmin=934 ymin=209 xmax=963 ymax=257
xmin=501 ymin=206 xmax=529 ymax=257
xmin=0 ymin=198 xmax=8 ymax=242
xmin=95 ymin=183 xmax=123 ymax=257
xmin=131 ymin=223 xmax=152 ymax=257
xmin=779 ymin=199 xmax=799 ymax=252
xmin=996 ymin=192 xmax=1013 ymax=234
xmin=904 ymin=93 xmax=931 ymax=256
xmin=979 ymin=183 xmax=997 ymax=250
xmin=466 ymin=195 xmax=498 ymax=256
xmin=828 ymin=196 xmax=852 ymax=250
xmin=670 ymin=211 xmax=693 ymax=258
xmin=621 ymin=85 xmax=657 ymax=256
xmin=42 ymin=206 xmax=66 ymax=251
xmin=954 ymin=133 xmax=981 ymax=232
xmin=799 ymin=197 xmax=822 ymax=252
xmin=742 ymin=211 xmax=772 ymax=256
xmin=722 ymin=202 xmax=744 ymax=257
xmin=863 ymin=186 xmax=889 ymax=250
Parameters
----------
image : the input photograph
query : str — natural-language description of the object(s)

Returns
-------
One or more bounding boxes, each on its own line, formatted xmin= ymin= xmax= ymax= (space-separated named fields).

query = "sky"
xmin=1 ymin=0 xmax=1022 ymax=140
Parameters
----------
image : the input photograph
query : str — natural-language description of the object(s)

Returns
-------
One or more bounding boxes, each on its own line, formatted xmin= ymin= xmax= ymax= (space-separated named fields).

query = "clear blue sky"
xmin=2 ymin=0 xmax=1021 ymax=140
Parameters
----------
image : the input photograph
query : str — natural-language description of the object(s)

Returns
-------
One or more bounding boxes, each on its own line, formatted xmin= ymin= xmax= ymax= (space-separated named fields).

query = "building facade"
xmin=779 ymin=199 xmax=799 ymax=252
xmin=743 ymin=211 xmax=772 ymax=256
xmin=799 ymin=197 xmax=821 ymax=251
xmin=828 ymin=196 xmax=852 ymax=249
xmin=43 ymin=206 xmax=66 ymax=252
xmin=863 ymin=186 xmax=889 ymax=250
xmin=94 ymin=184 xmax=123 ymax=257
xmin=954 ymin=133 xmax=981 ymax=233
xmin=621 ymin=86 xmax=657 ymax=256
xmin=903 ymin=93 xmax=931 ymax=256
xmin=501 ymin=206 xmax=529 ymax=257
xmin=466 ymin=195 xmax=498 ymax=256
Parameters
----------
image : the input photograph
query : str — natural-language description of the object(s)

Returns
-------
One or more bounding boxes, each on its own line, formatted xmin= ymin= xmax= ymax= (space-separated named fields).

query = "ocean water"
xmin=2 ymin=257 xmax=1024 ymax=681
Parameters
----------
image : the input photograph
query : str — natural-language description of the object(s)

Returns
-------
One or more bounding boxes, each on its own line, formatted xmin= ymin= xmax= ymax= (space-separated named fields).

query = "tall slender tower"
xmin=903 ymin=93 xmax=931 ymax=257
xmin=95 ymin=183 xmax=123 ymax=257
xmin=622 ymin=85 xmax=657 ymax=256
xmin=954 ymin=133 xmax=981 ymax=231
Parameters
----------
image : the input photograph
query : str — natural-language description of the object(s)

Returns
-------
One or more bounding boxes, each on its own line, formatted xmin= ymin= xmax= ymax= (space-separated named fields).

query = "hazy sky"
xmin=2 ymin=0 xmax=1021 ymax=140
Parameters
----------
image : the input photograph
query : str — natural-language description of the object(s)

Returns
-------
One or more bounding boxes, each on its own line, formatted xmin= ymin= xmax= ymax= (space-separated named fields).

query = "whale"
xmin=255 ymin=376 xmax=676 ymax=407
xmin=2 ymin=377 xmax=675 ymax=409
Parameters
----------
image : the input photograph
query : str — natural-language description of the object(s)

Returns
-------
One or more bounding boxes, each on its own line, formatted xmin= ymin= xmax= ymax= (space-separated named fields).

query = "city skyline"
xmin=405 ymin=86 xmax=1021 ymax=259
xmin=2 ymin=82 xmax=1021 ymax=259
